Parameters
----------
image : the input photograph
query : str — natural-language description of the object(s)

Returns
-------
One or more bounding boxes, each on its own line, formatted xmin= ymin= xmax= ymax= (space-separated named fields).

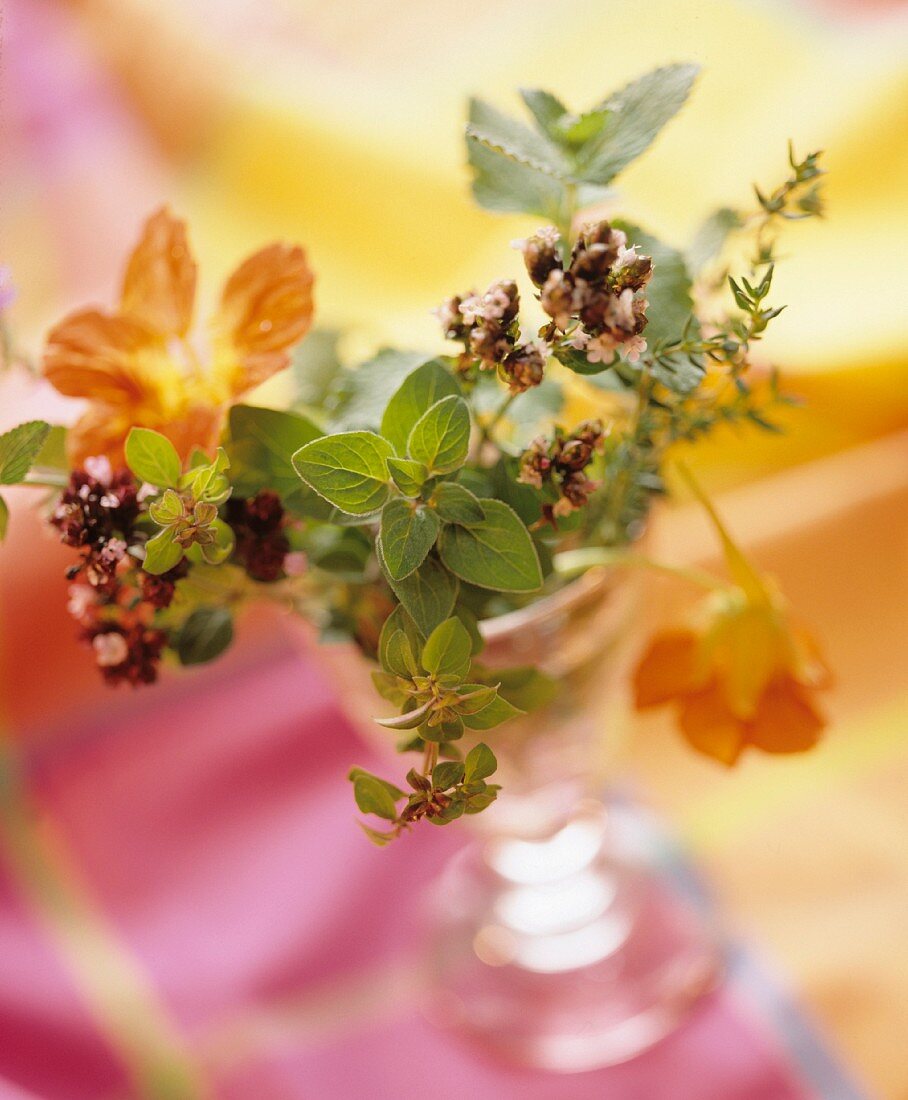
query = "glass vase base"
xmin=426 ymin=800 xmax=723 ymax=1072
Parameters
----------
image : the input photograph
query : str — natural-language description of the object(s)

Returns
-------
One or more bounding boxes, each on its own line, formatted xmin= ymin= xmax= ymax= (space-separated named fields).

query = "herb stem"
xmin=480 ymin=392 xmax=517 ymax=445
xmin=553 ymin=547 xmax=724 ymax=591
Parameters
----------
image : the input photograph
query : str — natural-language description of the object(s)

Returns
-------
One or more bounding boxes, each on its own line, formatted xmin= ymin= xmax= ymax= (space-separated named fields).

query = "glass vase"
xmin=309 ymin=564 xmax=722 ymax=1071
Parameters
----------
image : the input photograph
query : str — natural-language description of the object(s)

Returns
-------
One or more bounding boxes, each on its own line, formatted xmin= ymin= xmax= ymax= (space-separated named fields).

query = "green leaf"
xmin=33 ymin=425 xmax=68 ymax=472
xmin=227 ymin=405 xmax=323 ymax=501
xmin=379 ymin=605 xmax=423 ymax=663
xmin=125 ymin=428 xmax=182 ymax=489
xmin=142 ymin=529 xmax=184 ymax=575
xmin=433 ymin=482 xmax=485 ymax=526
xmin=687 ymin=207 xmax=743 ymax=273
xmin=407 ymin=396 xmax=470 ymax=475
xmin=387 ymin=457 xmax=428 ymax=497
xmin=175 ymin=607 xmax=234 ymax=666
xmin=453 ymin=683 xmax=498 ymax=715
xmin=148 ymin=488 xmax=183 ymax=526
xmin=381 ymin=359 xmax=461 ymax=455
xmin=195 ymin=518 xmax=235 ymax=566
xmin=374 ymin=699 xmax=433 ymax=730
xmin=575 ymin=64 xmax=700 ymax=184
xmin=426 ymin=798 xmax=466 ymax=825
xmin=422 ymin=714 xmax=465 ymax=743
xmin=494 ymin=666 xmax=559 ymax=712
xmin=438 ymin=499 xmax=542 ymax=592
xmin=384 ymin=629 xmax=420 ymax=679
xmin=357 ymin=821 xmax=396 ymax=846
xmin=421 ymin=617 xmax=472 ymax=679
xmin=383 ymin=554 xmax=459 ymax=637
xmin=379 ymin=498 xmax=440 ymax=581
xmin=332 ymin=349 xmax=426 ymax=431
xmin=464 ymin=742 xmax=497 ymax=782
xmin=0 ymin=421 xmax=52 ymax=485
xmin=462 ymin=694 xmax=523 ymax=731
xmin=353 ymin=775 xmax=399 ymax=821
xmin=432 ymin=761 xmax=465 ymax=790
xmin=466 ymin=97 xmax=569 ymax=178
xmin=292 ymin=431 xmax=393 ymax=515
xmin=291 ymin=328 xmax=344 ymax=408
xmin=465 ymin=788 xmax=499 ymax=814
xmin=561 ymin=108 xmax=611 ymax=148
xmin=467 ymin=99 xmax=566 ymax=219
xmin=348 ymin=767 xmax=404 ymax=801
xmin=519 ymin=88 xmax=568 ymax=141
xmin=0 ymin=494 xmax=8 ymax=541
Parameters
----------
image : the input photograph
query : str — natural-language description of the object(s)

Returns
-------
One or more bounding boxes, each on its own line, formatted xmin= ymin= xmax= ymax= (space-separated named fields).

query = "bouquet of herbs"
xmin=0 ymin=64 xmax=830 ymax=842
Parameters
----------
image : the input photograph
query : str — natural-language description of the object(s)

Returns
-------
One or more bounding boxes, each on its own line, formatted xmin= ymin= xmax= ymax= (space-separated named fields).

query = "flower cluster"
xmin=518 ymin=418 xmax=606 ymax=521
xmin=226 ymin=490 xmax=291 ymax=582
xmin=515 ymin=221 xmax=653 ymax=365
xmin=435 ymin=279 xmax=546 ymax=394
xmin=52 ymin=458 xmax=180 ymax=684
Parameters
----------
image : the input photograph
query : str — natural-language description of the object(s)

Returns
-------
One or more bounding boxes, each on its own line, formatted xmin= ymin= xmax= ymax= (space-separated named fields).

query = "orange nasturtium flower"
xmin=634 ymin=473 xmax=831 ymax=765
xmin=43 ymin=207 xmax=314 ymax=464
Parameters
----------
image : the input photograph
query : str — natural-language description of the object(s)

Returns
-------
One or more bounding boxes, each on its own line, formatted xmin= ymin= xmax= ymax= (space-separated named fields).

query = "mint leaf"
xmin=422 ymin=617 xmax=472 ymax=679
xmin=464 ymin=742 xmax=497 ymax=782
xmin=0 ymin=421 xmax=52 ymax=484
xmin=353 ymin=775 xmax=399 ymax=821
xmin=175 ymin=606 xmax=234 ymax=666
xmin=381 ymin=359 xmax=461 ymax=455
xmin=379 ymin=498 xmax=440 ymax=581
xmin=332 ymin=349 xmax=426 ymax=431
xmin=0 ymin=495 xmax=8 ymax=541
xmin=142 ymin=528 xmax=183 ymax=575
xmin=292 ymin=431 xmax=393 ymax=515
xmin=33 ymin=425 xmax=68 ymax=472
xmin=467 ymin=100 xmax=566 ymax=219
xmin=291 ymin=328 xmax=344 ymax=409
xmin=407 ymin=396 xmax=470 ymax=475
xmin=575 ymin=64 xmax=699 ymax=185
xmin=125 ymin=428 xmax=182 ymax=488
xmin=687 ymin=207 xmax=743 ymax=273
xmin=433 ymin=481 xmax=485 ymax=526
xmin=387 ymin=457 xmax=428 ymax=497
xmin=227 ymin=405 xmax=322 ymax=501
xmin=519 ymin=88 xmax=568 ymax=141
xmin=462 ymin=693 xmax=523 ymax=730
xmin=383 ymin=553 xmax=459 ymax=637
xmin=466 ymin=97 xmax=569 ymax=178
xmin=438 ymin=499 xmax=542 ymax=592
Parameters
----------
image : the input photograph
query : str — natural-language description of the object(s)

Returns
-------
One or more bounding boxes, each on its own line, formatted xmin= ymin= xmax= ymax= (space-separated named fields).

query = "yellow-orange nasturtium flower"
xmin=43 ymin=207 xmax=314 ymax=464
xmin=634 ymin=470 xmax=831 ymax=765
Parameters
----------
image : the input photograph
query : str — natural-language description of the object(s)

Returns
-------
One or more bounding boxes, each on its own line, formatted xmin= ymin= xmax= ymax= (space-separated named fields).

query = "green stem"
xmin=553 ymin=546 xmax=725 ymax=591
xmin=480 ymin=392 xmax=517 ymax=445
xmin=22 ymin=472 xmax=69 ymax=489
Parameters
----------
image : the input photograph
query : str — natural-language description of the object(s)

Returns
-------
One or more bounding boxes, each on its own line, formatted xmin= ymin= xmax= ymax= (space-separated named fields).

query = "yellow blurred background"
xmin=1 ymin=0 xmax=907 ymax=1096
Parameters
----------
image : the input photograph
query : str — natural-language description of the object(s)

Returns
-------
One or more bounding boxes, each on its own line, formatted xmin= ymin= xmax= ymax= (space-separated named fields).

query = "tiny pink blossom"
xmin=84 ymin=456 xmax=113 ymax=484
xmin=621 ymin=335 xmax=647 ymax=363
xmin=93 ymin=633 xmax=129 ymax=668
xmin=283 ymin=551 xmax=308 ymax=577
xmin=67 ymin=584 xmax=95 ymax=622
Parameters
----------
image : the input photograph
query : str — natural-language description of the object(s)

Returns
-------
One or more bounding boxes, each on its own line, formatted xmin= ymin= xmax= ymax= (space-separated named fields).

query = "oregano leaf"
xmin=0 ymin=421 xmax=52 ymax=485
xmin=407 ymin=395 xmax=470 ymax=475
xmin=292 ymin=430 xmax=394 ymax=515
xmin=438 ymin=499 xmax=542 ymax=592
xmin=379 ymin=498 xmax=440 ymax=581
xmin=125 ymin=428 xmax=182 ymax=489
xmin=381 ymin=359 xmax=460 ymax=455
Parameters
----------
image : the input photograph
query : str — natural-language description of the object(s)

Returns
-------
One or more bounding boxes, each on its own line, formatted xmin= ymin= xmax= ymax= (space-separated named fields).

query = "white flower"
xmin=585 ymin=334 xmax=618 ymax=364
xmin=614 ymin=243 xmax=638 ymax=270
xmin=283 ymin=551 xmax=307 ymax=577
xmin=67 ymin=584 xmax=95 ymax=622
xmin=93 ymin=633 xmax=129 ymax=668
xmin=621 ymin=335 xmax=647 ymax=363
xmin=432 ymin=299 xmax=461 ymax=330
xmin=481 ymin=285 xmax=512 ymax=321
xmin=84 ymin=456 xmax=113 ymax=484
xmin=568 ymin=329 xmax=590 ymax=351
xmin=458 ymin=294 xmax=485 ymax=325
xmin=610 ymin=288 xmax=636 ymax=330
